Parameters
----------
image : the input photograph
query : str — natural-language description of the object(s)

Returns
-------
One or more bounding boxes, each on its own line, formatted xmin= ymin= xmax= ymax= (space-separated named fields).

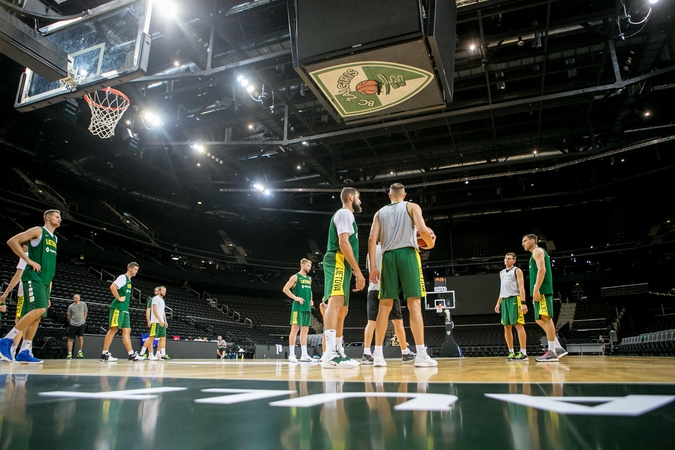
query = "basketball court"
xmin=1 ymin=357 xmax=674 ymax=449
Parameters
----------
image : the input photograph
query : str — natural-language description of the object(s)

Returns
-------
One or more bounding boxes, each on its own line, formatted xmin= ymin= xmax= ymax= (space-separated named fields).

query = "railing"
xmin=165 ymin=305 xmax=173 ymax=319
xmin=88 ymin=266 xmax=103 ymax=280
xmin=244 ymin=318 xmax=253 ymax=328
xmin=185 ymin=286 xmax=200 ymax=298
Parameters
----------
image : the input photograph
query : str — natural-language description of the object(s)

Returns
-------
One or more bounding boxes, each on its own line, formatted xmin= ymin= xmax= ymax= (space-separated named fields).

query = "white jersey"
xmin=150 ymin=295 xmax=166 ymax=324
xmin=17 ymin=253 xmax=28 ymax=297
xmin=366 ymin=244 xmax=383 ymax=291
xmin=499 ymin=267 xmax=520 ymax=298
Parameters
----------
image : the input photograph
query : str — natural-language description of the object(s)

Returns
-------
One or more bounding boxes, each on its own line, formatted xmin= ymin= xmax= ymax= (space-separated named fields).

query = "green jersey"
xmin=529 ymin=249 xmax=553 ymax=295
xmin=326 ymin=208 xmax=359 ymax=261
xmin=291 ymin=273 xmax=312 ymax=313
xmin=111 ymin=274 xmax=132 ymax=311
xmin=147 ymin=297 xmax=153 ymax=308
xmin=22 ymin=227 xmax=58 ymax=284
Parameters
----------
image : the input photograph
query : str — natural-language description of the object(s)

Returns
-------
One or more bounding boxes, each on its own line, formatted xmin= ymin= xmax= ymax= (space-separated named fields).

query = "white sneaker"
xmin=373 ymin=354 xmax=387 ymax=367
xmin=414 ymin=353 xmax=438 ymax=367
xmin=148 ymin=354 xmax=158 ymax=361
xmin=337 ymin=355 xmax=360 ymax=369
xmin=299 ymin=355 xmax=313 ymax=362
xmin=321 ymin=352 xmax=342 ymax=369
xmin=289 ymin=355 xmax=298 ymax=363
xmin=340 ymin=352 xmax=360 ymax=366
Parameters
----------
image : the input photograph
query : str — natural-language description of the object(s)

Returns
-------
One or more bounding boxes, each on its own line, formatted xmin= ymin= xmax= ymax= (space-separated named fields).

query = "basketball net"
xmin=435 ymin=303 xmax=444 ymax=314
xmin=84 ymin=87 xmax=130 ymax=139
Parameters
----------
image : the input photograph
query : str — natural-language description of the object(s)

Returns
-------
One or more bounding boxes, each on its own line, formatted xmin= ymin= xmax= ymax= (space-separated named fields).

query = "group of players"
xmin=0 ymin=209 xmax=170 ymax=363
xmin=283 ymin=183 xmax=568 ymax=367
xmin=0 ymin=183 xmax=566 ymax=366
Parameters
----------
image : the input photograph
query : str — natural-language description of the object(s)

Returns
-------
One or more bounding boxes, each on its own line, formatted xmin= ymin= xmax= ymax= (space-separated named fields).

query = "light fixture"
xmin=469 ymin=44 xmax=476 ymax=51
xmin=246 ymin=85 xmax=254 ymax=93
xmin=297 ymin=165 xmax=301 ymax=170
xmin=533 ymin=150 xmax=538 ymax=155
xmin=248 ymin=124 xmax=254 ymax=130
xmin=644 ymin=111 xmax=651 ymax=117
xmin=174 ymin=60 xmax=179 ymax=67
xmin=517 ymin=37 xmax=524 ymax=47
xmin=197 ymin=201 xmax=202 ymax=205
xmin=192 ymin=143 xmax=205 ymax=152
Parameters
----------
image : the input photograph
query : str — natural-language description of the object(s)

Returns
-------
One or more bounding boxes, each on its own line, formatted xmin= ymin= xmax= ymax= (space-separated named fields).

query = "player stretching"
xmin=495 ymin=253 xmax=528 ymax=361
xmin=283 ymin=258 xmax=314 ymax=363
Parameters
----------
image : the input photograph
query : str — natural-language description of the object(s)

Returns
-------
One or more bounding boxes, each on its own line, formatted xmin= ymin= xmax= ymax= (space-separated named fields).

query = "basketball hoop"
xmin=84 ymin=87 xmax=130 ymax=139
xmin=435 ymin=303 xmax=444 ymax=314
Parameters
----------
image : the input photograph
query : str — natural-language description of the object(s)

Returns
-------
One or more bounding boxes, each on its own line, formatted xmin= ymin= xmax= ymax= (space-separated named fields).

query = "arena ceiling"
xmin=1 ymin=0 xmax=675 ymax=225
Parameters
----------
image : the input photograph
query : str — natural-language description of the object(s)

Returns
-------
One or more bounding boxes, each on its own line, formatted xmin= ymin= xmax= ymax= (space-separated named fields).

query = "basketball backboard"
xmin=425 ymin=291 xmax=455 ymax=311
xmin=15 ymin=0 xmax=153 ymax=112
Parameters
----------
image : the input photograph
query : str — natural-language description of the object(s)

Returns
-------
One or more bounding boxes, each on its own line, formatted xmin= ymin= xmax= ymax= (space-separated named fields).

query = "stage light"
xmin=246 ymin=85 xmax=254 ymax=93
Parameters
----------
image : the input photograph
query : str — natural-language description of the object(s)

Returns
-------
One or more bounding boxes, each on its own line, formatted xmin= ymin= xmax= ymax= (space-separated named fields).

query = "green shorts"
xmin=534 ymin=294 xmax=554 ymax=320
xmin=109 ymin=308 xmax=131 ymax=329
xmin=501 ymin=295 xmax=525 ymax=326
xmin=22 ymin=280 xmax=50 ymax=317
xmin=149 ymin=322 xmax=167 ymax=338
xmin=380 ymin=247 xmax=426 ymax=300
xmin=322 ymin=251 xmax=353 ymax=306
xmin=290 ymin=310 xmax=311 ymax=327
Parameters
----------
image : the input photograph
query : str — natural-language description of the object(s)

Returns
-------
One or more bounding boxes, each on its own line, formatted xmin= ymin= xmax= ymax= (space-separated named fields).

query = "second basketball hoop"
xmin=84 ymin=87 xmax=130 ymax=139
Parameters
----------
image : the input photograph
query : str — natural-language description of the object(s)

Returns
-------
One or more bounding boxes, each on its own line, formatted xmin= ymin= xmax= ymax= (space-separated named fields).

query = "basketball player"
xmin=0 ymin=209 xmax=61 ymax=364
xmin=362 ymin=243 xmax=416 ymax=364
xmin=150 ymin=286 xmax=170 ymax=360
xmin=522 ymin=234 xmax=568 ymax=362
xmin=100 ymin=262 xmax=145 ymax=362
xmin=321 ymin=187 xmax=365 ymax=369
xmin=368 ymin=183 xmax=437 ymax=367
xmin=282 ymin=258 xmax=314 ymax=363
xmin=140 ymin=287 xmax=160 ymax=359
xmin=0 ymin=243 xmax=29 ymax=358
xmin=495 ymin=253 xmax=528 ymax=361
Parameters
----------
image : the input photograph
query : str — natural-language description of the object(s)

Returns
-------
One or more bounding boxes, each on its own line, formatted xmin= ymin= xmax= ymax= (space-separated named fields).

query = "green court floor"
xmin=1 ymin=371 xmax=673 ymax=449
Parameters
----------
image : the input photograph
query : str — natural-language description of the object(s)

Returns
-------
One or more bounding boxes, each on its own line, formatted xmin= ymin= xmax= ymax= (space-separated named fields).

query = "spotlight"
xmin=517 ymin=37 xmax=524 ymax=46
xmin=644 ymin=111 xmax=651 ymax=117
xmin=246 ymin=85 xmax=254 ymax=93
xmin=248 ymin=123 xmax=254 ymax=130
xmin=469 ymin=44 xmax=476 ymax=51
xmin=174 ymin=60 xmax=179 ymax=67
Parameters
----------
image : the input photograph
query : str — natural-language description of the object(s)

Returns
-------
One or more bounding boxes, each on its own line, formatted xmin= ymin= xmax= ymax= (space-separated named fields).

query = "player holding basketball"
xmin=495 ymin=253 xmax=528 ymax=361
xmin=100 ymin=262 xmax=145 ymax=362
xmin=361 ymin=243 xmax=416 ymax=364
xmin=0 ymin=209 xmax=61 ymax=363
xmin=321 ymin=187 xmax=365 ymax=369
xmin=368 ymin=183 xmax=437 ymax=367
xmin=522 ymin=234 xmax=567 ymax=362
xmin=283 ymin=258 xmax=314 ymax=363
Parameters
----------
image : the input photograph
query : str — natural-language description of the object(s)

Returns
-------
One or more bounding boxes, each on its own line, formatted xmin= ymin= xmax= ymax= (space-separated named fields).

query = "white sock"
xmin=548 ymin=341 xmax=555 ymax=351
xmin=521 ymin=348 xmax=527 ymax=355
xmin=416 ymin=345 xmax=427 ymax=356
xmin=336 ymin=337 xmax=343 ymax=354
xmin=289 ymin=345 xmax=296 ymax=357
xmin=20 ymin=340 xmax=32 ymax=353
xmin=4 ymin=328 xmax=20 ymax=340
xmin=129 ymin=350 xmax=135 ymax=356
xmin=161 ymin=348 xmax=166 ymax=357
xmin=554 ymin=337 xmax=562 ymax=348
xmin=508 ymin=348 xmax=514 ymax=353
xmin=140 ymin=347 xmax=147 ymax=355
xmin=363 ymin=348 xmax=372 ymax=356
xmin=401 ymin=347 xmax=411 ymax=354
xmin=324 ymin=330 xmax=336 ymax=356
xmin=374 ymin=345 xmax=383 ymax=356
xmin=301 ymin=345 xmax=307 ymax=356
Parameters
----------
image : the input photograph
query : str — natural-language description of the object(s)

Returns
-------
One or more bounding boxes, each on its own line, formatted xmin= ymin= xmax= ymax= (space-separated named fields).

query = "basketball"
xmin=417 ymin=227 xmax=435 ymax=249
xmin=356 ymin=79 xmax=380 ymax=95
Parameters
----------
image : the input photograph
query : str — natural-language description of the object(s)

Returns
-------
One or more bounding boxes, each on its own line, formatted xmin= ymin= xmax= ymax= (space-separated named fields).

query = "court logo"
xmin=309 ymin=62 xmax=435 ymax=118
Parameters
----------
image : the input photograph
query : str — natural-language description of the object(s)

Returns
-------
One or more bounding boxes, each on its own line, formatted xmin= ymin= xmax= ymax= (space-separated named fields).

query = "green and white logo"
xmin=309 ymin=62 xmax=435 ymax=118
